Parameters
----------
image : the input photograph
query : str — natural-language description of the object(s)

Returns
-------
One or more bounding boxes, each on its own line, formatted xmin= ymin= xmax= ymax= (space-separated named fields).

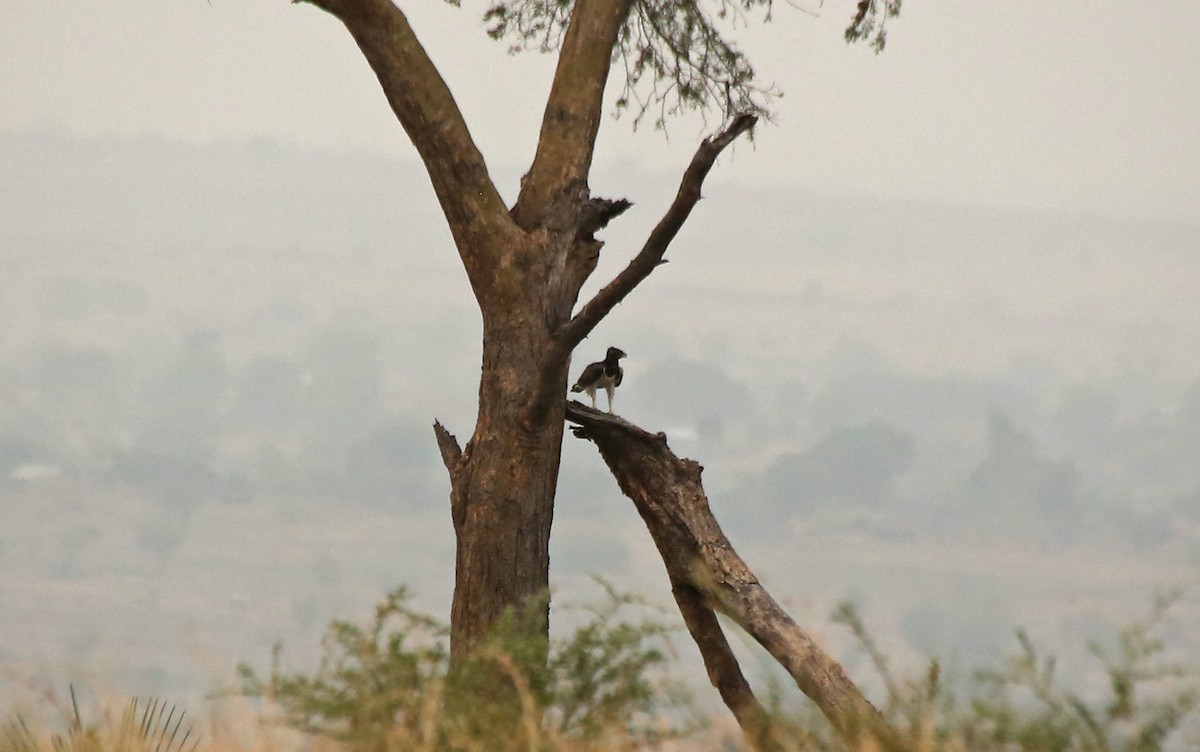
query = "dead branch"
xmin=559 ymin=113 xmax=757 ymax=350
xmin=432 ymin=420 xmax=462 ymax=473
xmin=565 ymin=400 xmax=908 ymax=752
xmin=432 ymin=420 xmax=468 ymax=528
xmin=672 ymin=582 xmax=789 ymax=752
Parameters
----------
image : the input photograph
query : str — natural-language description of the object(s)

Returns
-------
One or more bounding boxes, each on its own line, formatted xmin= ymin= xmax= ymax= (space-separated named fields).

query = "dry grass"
xmin=5 ymin=589 xmax=1197 ymax=752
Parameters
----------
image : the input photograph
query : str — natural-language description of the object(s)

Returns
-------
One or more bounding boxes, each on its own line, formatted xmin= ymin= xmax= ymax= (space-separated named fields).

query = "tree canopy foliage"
xmin=481 ymin=0 xmax=900 ymax=127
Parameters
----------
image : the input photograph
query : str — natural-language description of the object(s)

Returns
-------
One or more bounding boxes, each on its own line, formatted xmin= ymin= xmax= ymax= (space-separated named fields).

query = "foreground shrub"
xmin=786 ymin=589 xmax=1200 ymax=752
xmin=964 ymin=588 xmax=1199 ymax=752
xmin=8 ymin=588 xmax=1195 ymax=752
xmin=235 ymin=583 xmax=691 ymax=752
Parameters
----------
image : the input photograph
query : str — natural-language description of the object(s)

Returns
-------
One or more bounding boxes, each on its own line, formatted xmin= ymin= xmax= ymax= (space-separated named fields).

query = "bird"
xmin=571 ymin=347 xmax=626 ymax=412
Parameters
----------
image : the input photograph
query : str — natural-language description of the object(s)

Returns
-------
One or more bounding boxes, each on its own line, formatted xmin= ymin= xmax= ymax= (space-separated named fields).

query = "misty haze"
xmin=2 ymin=125 xmax=1197 ymax=712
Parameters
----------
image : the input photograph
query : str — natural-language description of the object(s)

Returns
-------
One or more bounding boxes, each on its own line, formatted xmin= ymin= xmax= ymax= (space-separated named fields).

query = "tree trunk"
xmin=445 ymin=318 xmax=571 ymax=657
xmin=432 ymin=220 xmax=600 ymax=656
xmin=299 ymin=0 xmax=749 ymax=662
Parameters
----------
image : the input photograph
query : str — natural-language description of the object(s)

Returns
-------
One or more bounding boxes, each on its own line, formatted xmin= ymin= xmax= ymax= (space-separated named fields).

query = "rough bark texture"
xmin=299 ymin=0 xmax=516 ymax=300
xmin=301 ymin=0 xmax=627 ymax=657
xmin=565 ymin=401 xmax=909 ymax=752
xmin=300 ymin=0 xmax=757 ymax=662
xmin=293 ymin=2 xmax=900 ymax=745
xmin=512 ymin=0 xmax=637 ymax=228
xmin=672 ymin=583 xmax=788 ymax=752
xmin=446 ymin=320 xmax=569 ymax=657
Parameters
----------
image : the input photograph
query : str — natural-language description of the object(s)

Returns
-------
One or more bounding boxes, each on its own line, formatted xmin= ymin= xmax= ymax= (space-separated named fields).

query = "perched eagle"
xmin=571 ymin=347 xmax=626 ymax=412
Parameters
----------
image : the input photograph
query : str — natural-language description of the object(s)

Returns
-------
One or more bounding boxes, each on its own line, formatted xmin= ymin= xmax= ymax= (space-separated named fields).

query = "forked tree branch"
xmin=297 ymin=0 xmax=515 ymax=294
xmin=512 ymin=0 xmax=636 ymax=227
xmin=564 ymin=401 xmax=909 ymax=752
xmin=559 ymin=113 xmax=757 ymax=349
xmin=672 ymin=582 xmax=789 ymax=752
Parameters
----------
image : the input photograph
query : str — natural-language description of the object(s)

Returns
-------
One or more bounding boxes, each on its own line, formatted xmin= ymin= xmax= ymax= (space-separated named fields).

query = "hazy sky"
xmin=3 ymin=1 xmax=1198 ymax=221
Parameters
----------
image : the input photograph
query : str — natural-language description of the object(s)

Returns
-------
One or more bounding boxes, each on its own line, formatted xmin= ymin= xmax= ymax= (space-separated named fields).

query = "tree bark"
xmin=565 ymin=402 xmax=909 ymax=752
xmin=671 ymin=582 xmax=789 ymax=752
xmin=300 ymin=0 xmax=615 ymax=657
xmin=561 ymin=113 xmax=757 ymax=348
xmin=298 ymin=0 xmax=516 ymax=299
xmin=445 ymin=319 xmax=571 ymax=658
xmin=438 ymin=110 xmax=756 ymax=655
xmin=301 ymin=0 xmax=757 ymax=662
xmin=513 ymin=0 xmax=636 ymax=228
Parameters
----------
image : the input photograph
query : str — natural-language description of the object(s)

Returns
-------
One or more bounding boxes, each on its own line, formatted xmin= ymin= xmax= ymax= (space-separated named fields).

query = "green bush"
xmin=9 ymin=589 xmax=1195 ymax=752
xmin=235 ymin=582 xmax=692 ymax=752
xmin=965 ymin=588 xmax=1199 ymax=752
xmin=818 ymin=590 xmax=1200 ymax=752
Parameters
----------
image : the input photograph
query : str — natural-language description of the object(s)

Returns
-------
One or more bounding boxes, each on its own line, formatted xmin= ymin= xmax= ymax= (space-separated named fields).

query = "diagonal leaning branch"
xmin=296 ymin=0 xmax=515 ymax=296
xmin=558 ymin=113 xmax=757 ymax=350
xmin=564 ymin=401 xmax=909 ymax=752
xmin=672 ymin=582 xmax=789 ymax=752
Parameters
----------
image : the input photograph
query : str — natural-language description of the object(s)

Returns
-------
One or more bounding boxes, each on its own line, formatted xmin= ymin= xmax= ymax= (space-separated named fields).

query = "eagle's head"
xmin=606 ymin=347 xmax=627 ymax=361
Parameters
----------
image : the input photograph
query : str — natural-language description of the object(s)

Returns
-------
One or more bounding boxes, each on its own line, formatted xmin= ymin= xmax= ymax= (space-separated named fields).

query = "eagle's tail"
xmin=570 ymin=384 xmax=584 ymax=393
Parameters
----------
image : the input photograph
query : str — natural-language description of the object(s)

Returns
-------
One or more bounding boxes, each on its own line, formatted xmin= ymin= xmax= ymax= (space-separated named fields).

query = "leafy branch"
xmin=844 ymin=0 xmax=902 ymax=52
xmin=484 ymin=0 xmax=901 ymax=128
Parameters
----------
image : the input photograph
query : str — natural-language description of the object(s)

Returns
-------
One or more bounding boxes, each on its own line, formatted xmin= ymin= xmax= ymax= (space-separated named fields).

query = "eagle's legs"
xmin=605 ymin=384 xmax=615 ymax=413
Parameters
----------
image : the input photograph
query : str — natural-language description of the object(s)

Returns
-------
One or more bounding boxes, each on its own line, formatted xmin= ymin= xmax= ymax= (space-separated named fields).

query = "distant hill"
xmin=2 ymin=126 xmax=1197 ymax=709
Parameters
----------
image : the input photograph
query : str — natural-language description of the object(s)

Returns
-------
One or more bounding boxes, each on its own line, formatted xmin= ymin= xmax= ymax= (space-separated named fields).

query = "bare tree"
xmin=293 ymin=0 xmax=902 ymax=745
